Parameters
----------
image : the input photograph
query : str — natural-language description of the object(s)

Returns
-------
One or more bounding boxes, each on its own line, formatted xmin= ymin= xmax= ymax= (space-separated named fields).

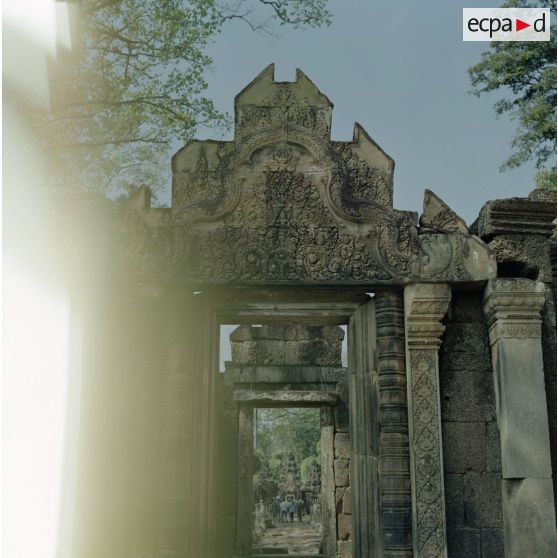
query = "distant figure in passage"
xmin=296 ymin=497 xmax=304 ymax=522
xmin=288 ymin=497 xmax=296 ymax=523
xmin=280 ymin=498 xmax=289 ymax=523
xmin=271 ymin=497 xmax=280 ymax=524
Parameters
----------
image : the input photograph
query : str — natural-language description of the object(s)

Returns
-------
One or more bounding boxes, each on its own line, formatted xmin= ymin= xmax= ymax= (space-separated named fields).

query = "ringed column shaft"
xmin=404 ymin=284 xmax=451 ymax=558
xmin=483 ymin=278 xmax=556 ymax=558
xmin=376 ymin=291 xmax=413 ymax=557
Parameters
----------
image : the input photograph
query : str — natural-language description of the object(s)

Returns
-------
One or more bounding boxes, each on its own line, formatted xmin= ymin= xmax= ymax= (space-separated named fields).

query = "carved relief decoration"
xmin=113 ymin=65 xmax=496 ymax=287
xmin=405 ymin=283 xmax=451 ymax=558
xmin=488 ymin=322 xmax=542 ymax=345
xmin=186 ymin=170 xmax=391 ymax=282
xmin=409 ymin=350 xmax=446 ymax=557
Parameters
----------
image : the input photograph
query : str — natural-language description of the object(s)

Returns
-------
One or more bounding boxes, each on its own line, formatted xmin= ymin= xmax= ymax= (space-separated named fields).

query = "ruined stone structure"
xmin=72 ymin=66 xmax=556 ymax=558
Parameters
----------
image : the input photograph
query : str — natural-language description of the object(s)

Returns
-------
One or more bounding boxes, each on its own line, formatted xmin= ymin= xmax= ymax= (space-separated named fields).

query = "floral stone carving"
xmin=113 ymin=64 xmax=496 ymax=287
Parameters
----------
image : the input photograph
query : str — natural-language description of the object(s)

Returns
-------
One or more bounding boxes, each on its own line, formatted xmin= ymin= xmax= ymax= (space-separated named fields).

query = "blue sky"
xmin=189 ymin=0 xmax=544 ymax=225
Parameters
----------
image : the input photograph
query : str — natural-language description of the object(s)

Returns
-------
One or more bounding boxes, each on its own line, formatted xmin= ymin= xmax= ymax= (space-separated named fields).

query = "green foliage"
xmin=300 ymin=455 xmax=319 ymax=485
xmin=254 ymin=408 xmax=320 ymax=486
xmin=48 ymin=0 xmax=332 ymax=195
xmin=535 ymin=168 xmax=557 ymax=189
xmin=468 ymin=0 xmax=557 ymax=189
xmin=255 ymin=408 xmax=320 ymax=462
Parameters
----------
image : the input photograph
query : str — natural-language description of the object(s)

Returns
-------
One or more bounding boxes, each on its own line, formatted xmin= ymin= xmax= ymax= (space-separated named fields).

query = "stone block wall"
xmin=439 ymin=293 xmax=504 ymax=558
xmin=334 ymin=403 xmax=352 ymax=557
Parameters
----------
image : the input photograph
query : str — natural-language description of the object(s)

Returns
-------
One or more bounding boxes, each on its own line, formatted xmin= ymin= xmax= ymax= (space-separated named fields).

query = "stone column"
xmin=404 ymin=284 xmax=451 ymax=558
xmin=376 ymin=290 xmax=413 ymax=557
xmin=483 ymin=278 xmax=556 ymax=557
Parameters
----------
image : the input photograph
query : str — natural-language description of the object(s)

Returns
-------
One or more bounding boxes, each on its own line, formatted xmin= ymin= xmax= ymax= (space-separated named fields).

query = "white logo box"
xmin=463 ymin=8 xmax=551 ymax=41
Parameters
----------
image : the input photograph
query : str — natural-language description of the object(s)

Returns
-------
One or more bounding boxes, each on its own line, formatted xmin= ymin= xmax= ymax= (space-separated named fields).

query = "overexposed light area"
xmin=55 ymin=2 xmax=72 ymax=52
xmin=3 ymin=0 xmax=72 ymax=109
xmin=3 ymin=0 xmax=58 ymax=54
xmin=340 ymin=325 xmax=347 ymax=367
xmin=3 ymin=257 xmax=71 ymax=558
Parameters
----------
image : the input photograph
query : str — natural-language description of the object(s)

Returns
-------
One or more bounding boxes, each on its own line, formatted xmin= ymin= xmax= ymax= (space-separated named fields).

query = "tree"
xmin=300 ymin=455 xmax=319 ymax=485
xmin=468 ymin=0 xmax=557 ymax=189
xmin=47 ymin=0 xmax=331 ymax=196
xmin=255 ymin=408 xmax=320 ymax=463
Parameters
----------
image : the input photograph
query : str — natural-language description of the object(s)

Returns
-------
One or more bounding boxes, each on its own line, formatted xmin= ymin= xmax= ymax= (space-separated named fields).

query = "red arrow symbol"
xmin=516 ymin=18 xmax=530 ymax=31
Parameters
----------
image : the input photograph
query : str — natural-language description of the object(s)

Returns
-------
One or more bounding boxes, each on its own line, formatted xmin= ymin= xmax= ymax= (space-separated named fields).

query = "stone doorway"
xmin=188 ymin=287 xmax=411 ymax=558
xmin=218 ymin=323 xmax=348 ymax=557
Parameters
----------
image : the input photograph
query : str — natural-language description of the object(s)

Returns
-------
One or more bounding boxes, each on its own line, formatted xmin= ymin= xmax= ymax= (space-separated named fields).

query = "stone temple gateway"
xmin=77 ymin=65 xmax=556 ymax=558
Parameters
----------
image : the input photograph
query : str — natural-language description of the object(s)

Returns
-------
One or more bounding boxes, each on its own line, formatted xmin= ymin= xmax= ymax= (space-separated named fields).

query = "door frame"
xmin=185 ymin=286 xmax=411 ymax=558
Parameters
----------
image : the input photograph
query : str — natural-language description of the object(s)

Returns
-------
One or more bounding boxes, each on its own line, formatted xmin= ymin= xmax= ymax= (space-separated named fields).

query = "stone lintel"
xmin=475 ymin=197 xmax=557 ymax=240
xmin=223 ymin=364 xmax=345 ymax=384
xmin=230 ymin=324 xmax=344 ymax=341
xmin=233 ymin=390 xmax=338 ymax=404
xmin=228 ymin=324 xmax=344 ymax=367
xmin=405 ymin=283 xmax=451 ymax=558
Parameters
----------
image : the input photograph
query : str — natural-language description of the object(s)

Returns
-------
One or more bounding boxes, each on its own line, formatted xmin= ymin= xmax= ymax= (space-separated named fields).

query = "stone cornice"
xmin=475 ymin=197 xmax=557 ymax=240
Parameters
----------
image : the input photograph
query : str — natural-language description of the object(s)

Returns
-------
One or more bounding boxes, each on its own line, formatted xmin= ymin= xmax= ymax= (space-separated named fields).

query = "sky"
xmin=186 ymin=0 xmax=546 ymax=226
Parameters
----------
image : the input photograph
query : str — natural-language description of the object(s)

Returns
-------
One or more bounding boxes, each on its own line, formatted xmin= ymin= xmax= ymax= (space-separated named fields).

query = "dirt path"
xmin=255 ymin=521 xmax=322 ymax=555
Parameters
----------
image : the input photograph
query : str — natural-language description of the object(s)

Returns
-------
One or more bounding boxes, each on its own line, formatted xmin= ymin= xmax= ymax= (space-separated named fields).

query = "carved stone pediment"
xmin=115 ymin=64 xmax=496 ymax=287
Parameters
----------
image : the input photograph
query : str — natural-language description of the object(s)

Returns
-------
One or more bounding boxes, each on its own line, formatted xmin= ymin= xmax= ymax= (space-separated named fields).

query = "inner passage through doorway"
xmin=252 ymin=407 xmax=322 ymax=555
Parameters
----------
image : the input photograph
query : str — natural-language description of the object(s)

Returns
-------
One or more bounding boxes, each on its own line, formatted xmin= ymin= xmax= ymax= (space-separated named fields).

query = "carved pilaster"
xmin=404 ymin=284 xmax=451 ymax=558
xmin=484 ymin=279 xmax=556 ymax=558
xmin=376 ymin=291 xmax=413 ymax=557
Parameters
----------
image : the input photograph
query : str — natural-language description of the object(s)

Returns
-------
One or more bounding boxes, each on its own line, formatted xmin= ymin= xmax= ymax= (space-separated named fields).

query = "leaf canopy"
xmin=468 ymin=0 xmax=557 ymax=189
xmin=48 ymin=0 xmax=332 ymax=196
